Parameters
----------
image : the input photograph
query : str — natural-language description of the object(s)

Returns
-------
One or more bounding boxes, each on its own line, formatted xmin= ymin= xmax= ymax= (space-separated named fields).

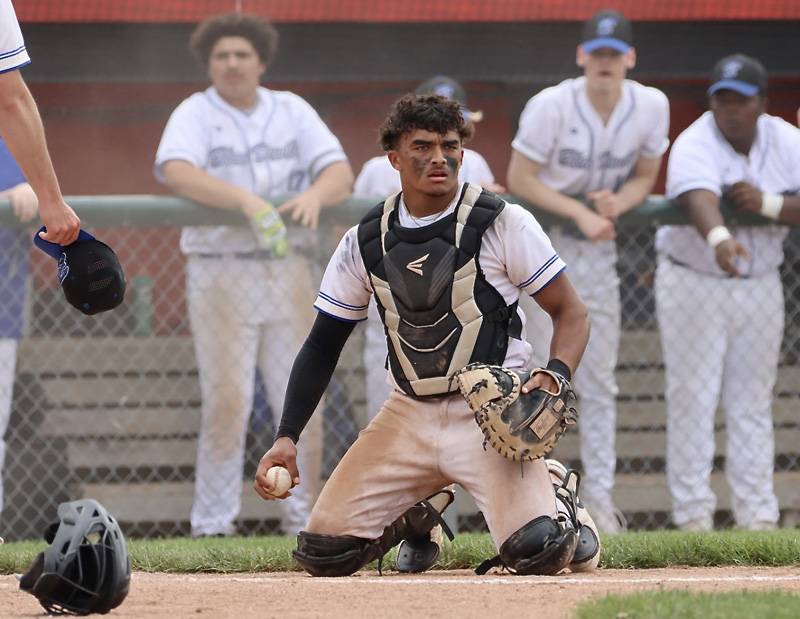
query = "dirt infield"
xmin=3 ymin=567 xmax=800 ymax=618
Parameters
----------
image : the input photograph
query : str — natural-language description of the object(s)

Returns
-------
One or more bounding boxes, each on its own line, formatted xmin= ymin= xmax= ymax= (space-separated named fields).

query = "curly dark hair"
xmin=189 ymin=13 xmax=279 ymax=68
xmin=379 ymin=94 xmax=473 ymax=151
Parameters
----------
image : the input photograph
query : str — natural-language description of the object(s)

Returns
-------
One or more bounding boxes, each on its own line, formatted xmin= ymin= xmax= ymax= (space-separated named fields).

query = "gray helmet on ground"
xmin=19 ymin=498 xmax=131 ymax=615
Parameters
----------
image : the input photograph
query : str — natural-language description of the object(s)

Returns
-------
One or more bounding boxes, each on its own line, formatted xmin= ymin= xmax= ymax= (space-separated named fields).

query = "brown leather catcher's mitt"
xmin=453 ymin=363 xmax=578 ymax=461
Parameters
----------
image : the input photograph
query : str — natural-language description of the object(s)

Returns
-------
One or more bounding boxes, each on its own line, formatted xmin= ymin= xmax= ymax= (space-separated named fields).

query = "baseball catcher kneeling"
xmin=253 ymin=95 xmax=596 ymax=579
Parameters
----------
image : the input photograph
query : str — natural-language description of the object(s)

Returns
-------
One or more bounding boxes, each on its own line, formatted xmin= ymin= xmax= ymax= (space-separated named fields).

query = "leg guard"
xmin=293 ymin=532 xmax=380 ymax=577
xmin=547 ymin=459 xmax=601 ymax=572
xmin=295 ymin=492 xmax=456 ymax=577
xmin=395 ymin=488 xmax=456 ymax=573
xmin=493 ymin=515 xmax=577 ymax=575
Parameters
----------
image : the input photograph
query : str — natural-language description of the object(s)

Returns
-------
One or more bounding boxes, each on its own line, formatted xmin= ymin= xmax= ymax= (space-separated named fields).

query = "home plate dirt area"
xmin=2 ymin=567 xmax=800 ymax=618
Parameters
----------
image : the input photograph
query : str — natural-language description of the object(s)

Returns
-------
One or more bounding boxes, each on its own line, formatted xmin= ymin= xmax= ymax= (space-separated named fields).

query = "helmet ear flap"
xmin=43 ymin=521 xmax=60 ymax=544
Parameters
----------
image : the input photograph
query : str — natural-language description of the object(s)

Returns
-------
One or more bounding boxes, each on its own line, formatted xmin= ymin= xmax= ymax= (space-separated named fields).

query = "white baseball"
xmin=265 ymin=466 xmax=293 ymax=496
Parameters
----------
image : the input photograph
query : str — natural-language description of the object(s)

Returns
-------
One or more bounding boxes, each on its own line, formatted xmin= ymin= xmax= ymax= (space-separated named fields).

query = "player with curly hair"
xmin=254 ymin=93 xmax=599 ymax=577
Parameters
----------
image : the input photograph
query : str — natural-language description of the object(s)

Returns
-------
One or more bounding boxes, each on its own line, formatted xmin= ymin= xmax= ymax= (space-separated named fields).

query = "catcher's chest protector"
xmin=357 ymin=183 xmax=521 ymax=397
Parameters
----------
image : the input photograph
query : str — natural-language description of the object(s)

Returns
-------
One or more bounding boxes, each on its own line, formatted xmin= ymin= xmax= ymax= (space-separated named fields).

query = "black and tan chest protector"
xmin=357 ymin=183 xmax=521 ymax=398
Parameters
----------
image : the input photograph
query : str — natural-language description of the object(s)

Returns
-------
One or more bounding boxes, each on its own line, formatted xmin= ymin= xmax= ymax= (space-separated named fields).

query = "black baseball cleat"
xmin=395 ymin=487 xmax=456 ymax=573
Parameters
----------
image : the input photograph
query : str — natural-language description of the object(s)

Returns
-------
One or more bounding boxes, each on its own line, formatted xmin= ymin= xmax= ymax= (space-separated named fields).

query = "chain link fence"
xmin=1 ymin=204 xmax=799 ymax=540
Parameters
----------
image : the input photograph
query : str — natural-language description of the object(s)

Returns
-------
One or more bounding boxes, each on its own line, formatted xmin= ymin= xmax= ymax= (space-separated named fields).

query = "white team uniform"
xmin=0 ymin=0 xmax=30 ymax=73
xmin=657 ymin=111 xmax=800 ymax=528
xmin=511 ymin=77 xmax=670 ymax=520
xmin=155 ymin=86 xmax=348 ymax=536
xmin=353 ymin=151 xmax=497 ymax=419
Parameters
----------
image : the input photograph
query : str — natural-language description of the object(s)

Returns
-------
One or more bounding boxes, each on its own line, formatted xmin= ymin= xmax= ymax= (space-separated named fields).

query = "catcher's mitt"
xmin=452 ymin=363 xmax=578 ymax=461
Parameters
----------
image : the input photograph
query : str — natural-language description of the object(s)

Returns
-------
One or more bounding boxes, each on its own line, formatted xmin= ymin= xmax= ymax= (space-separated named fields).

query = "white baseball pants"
xmin=520 ymin=231 xmax=620 ymax=512
xmin=308 ymin=389 xmax=558 ymax=547
xmin=186 ymin=254 xmax=323 ymax=536
xmin=655 ymin=257 xmax=781 ymax=527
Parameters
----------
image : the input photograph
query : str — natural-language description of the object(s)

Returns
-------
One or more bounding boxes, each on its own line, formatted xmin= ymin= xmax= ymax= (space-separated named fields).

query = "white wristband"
xmin=706 ymin=225 xmax=732 ymax=248
xmin=760 ymin=193 xmax=784 ymax=220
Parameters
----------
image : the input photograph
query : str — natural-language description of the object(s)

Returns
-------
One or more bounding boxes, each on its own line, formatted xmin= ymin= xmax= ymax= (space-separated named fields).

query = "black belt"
xmin=194 ymin=250 xmax=282 ymax=260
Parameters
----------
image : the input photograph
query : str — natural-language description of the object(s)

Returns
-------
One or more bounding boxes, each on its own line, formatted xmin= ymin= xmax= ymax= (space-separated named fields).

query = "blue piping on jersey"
xmin=602 ymin=82 xmax=636 ymax=190
xmin=572 ymin=83 xmax=596 ymax=196
xmin=519 ymin=253 xmax=560 ymax=288
xmin=309 ymin=148 xmax=346 ymax=180
xmin=0 ymin=59 xmax=29 ymax=75
xmin=313 ymin=305 xmax=367 ymax=323
xmin=0 ymin=44 xmax=26 ymax=60
xmin=317 ymin=290 xmax=369 ymax=311
xmin=531 ymin=265 xmax=567 ymax=296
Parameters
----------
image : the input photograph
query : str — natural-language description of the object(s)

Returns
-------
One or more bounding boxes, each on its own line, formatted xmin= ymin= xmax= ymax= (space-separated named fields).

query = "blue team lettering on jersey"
xmin=208 ymin=140 xmax=300 ymax=169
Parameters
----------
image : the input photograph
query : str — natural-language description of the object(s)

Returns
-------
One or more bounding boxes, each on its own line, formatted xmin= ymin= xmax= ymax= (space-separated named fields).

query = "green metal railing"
xmin=0 ymin=194 xmax=773 ymax=230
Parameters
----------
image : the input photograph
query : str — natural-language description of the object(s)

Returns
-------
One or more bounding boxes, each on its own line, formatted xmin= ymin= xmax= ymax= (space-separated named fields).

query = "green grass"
xmin=574 ymin=591 xmax=800 ymax=619
xmin=1 ymin=529 xmax=799 ymax=574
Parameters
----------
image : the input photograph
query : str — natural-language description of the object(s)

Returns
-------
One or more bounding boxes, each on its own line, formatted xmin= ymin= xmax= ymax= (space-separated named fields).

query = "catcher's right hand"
xmin=254 ymin=437 xmax=300 ymax=500
xmin=453 ymin=363 xmax=578 ymax=462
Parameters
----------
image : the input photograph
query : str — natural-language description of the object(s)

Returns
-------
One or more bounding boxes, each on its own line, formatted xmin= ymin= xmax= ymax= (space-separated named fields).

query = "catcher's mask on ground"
xmin=18 ymin=498 xmax=131 ymax=616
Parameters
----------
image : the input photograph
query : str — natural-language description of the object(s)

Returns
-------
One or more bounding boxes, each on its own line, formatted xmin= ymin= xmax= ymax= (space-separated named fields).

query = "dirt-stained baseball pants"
xmin=520 ymin=230 xmax=620 ymax=514
xmin=655 ymin=257 xmax=782 ymax=528
xmin=306 ymin=388 xmax=558 ymax=547
xmin=187 ymin=253 xmax=323 ymax=536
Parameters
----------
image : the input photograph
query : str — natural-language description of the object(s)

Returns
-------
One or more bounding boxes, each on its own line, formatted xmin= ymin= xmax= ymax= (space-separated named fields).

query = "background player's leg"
xmin=656 ymin=257 xmax=723 ymax=530
xmin=720 ymin=273 xmax=782 ymax=529
xmin=187 ymin=257 xmax=259 ymax=537
xmin=530 ymin=233 xmax=623 ymax=533
xmin=0 ymin=338 xmax=17 ymax=518
xmin=260 ymin=254 xmax=323 ymax=536
xmin=572 ymin=272 xmax=621 ymax=532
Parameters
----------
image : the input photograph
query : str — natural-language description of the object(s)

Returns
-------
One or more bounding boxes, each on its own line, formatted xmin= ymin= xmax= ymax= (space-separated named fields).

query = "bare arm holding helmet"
xmin=0 ymin=70 xmax=79 ymax=244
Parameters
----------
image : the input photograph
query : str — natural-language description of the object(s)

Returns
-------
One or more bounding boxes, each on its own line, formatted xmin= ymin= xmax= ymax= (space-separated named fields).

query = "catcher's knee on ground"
xmin=476 ymin=516 xmax=578 ymax=576
xmin=294 ymin=493 xmax=457 ymax=577
xmin=395 ymin=488 xmax=456 ymax=573
xmin=293 ymin=532 xmax=379 ymax=577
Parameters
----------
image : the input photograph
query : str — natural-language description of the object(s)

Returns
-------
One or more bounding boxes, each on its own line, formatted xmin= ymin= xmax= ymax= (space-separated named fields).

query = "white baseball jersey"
xmin=315 ymin=184 xmax=566 ymax=370
xmin=155 ymin=86 xmax=347 ymax=254
xmin=658 ymin=111 xmax=800 ymax=277
xmin=511 ymin=77 xmax=669 ymax=195
xmin=354 ymin=149 xmax=495 ymax=198
xmin=0 ymin=0 xmax=30 ymax=73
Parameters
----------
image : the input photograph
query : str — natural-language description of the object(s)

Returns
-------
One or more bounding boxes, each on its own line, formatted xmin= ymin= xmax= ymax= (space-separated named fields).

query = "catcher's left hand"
xmin=452 ymin=363 xmax=578 ymax=461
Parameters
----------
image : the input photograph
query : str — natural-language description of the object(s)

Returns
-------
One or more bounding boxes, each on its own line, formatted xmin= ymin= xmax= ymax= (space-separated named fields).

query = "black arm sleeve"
xmin=275 ymin=311 xmax=357 ymax=443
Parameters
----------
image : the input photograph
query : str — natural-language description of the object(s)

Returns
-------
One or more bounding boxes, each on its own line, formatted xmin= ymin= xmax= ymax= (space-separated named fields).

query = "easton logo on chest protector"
xmin=406 ymin=253 xmax=429 ymax=276
xmin=356 ymin=183 xmax=522 ymax=398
